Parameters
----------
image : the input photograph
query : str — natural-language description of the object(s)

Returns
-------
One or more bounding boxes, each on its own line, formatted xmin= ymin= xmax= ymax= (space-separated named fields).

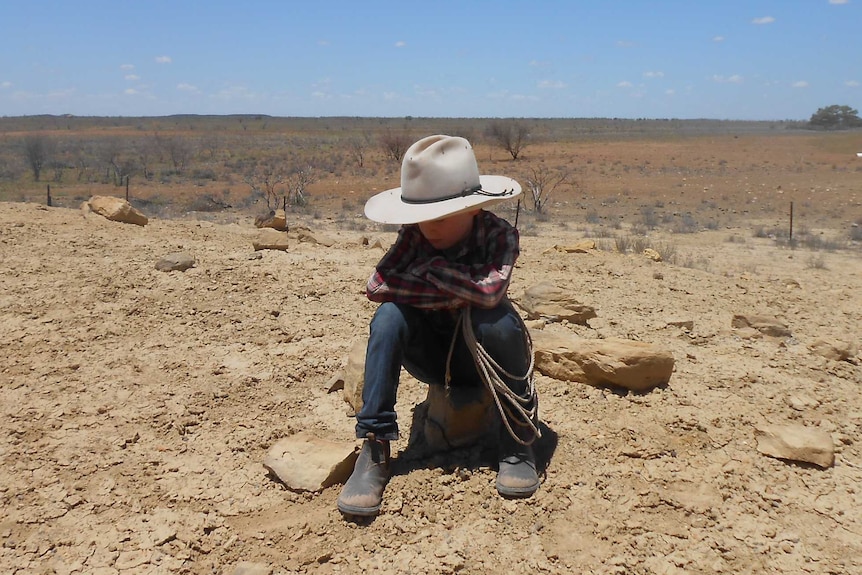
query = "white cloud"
xmin=846 ymin=80 xmax=860 ymax=87
xmin=1 ymin=81 xmax=12 ymax=89
xmin=394 ymin=41 xmax=406 ymax=48
xmin=792 ymin=81 xmax=809 ymax=88
xmin=529 ymin=60 xmax=551 ymax=69
xmin=124 ymin=88 xmax=138 ymax=95
xmin=538 ymin=80 xmax=566 ymax=89
xmin=124 ymin=74 xmax=140 ymax=81
xmin=829 ymin=0 xmax=849 ymax=4
xmin=713 ymin=36 xmax=725 ymax=42
xmin=665 ymin=89 xmax=676 ymax=95
xmin=643 ymin=71 xmax=664 ymax=78
xmin=155 ymin=56 xmax=172 ymax=64
xmin=616 ymin=40 xmax=635 ymax=48
xmin=713 ymin=74 xmax=744 ymax=84
xmin=752 ymin=16 xmax=775 ymax=24
xmin=383 ymin=91 xmax=399 ymax=100
xmin=177 ymin=83 xmax=199 ymax=92
xmin=317 ymin=40 xmax=330 ymax=46
xmin=617 ymin=81 xmax=633 ymax=88
xmin=120 ymin=64 xmax=135 ymax=70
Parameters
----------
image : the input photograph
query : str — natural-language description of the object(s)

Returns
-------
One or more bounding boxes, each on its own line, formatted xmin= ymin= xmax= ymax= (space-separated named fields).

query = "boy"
xmin=337 ymin=135 xmax=540 ymax=517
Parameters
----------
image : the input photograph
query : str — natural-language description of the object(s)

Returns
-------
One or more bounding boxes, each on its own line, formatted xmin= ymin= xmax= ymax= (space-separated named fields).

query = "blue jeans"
xmin=356 ymin=301 xmax=531 ymax=440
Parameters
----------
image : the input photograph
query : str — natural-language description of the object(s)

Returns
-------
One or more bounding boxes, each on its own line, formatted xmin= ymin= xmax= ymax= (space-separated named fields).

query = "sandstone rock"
xmin=666 ymin=319 xmax=694 ymax=331
xmin=343 ymin=337 xmax=367 ymax=416
xmin=230 ymin=562 xmax=273 ymax=575
xmin=263 ymin=432 xmax=359 ymax=492
xmin=545 ymin=239 xmax=597 ymax=254
xmin=643 ymin=248 xmax=662 ymax=262
xmin=155 ymin=252 xmax=196 ymax=272
xmin=407 ymin=384 xmax=498 ymax=454
xmin=297 ymin=229 xmax=336 ymax=247
xmin=518 ymin=282 xmax=597 ymax=325
xmin=809 ymin=338 xmax=857 ymax=362
xmin=254 ymin=209 xmax=288 ymax=231
xmin=87 ymin=196 xmax=148 ymax=226
xmin=533 ymin=332 xmax=675 ymax=392
xmin=252 ymin=229 xmax=289 ymax=251
xmin=754 ymin=424 xmax=835 ymax=468
xmin=731 ymin=314 xmax=791 ymax=337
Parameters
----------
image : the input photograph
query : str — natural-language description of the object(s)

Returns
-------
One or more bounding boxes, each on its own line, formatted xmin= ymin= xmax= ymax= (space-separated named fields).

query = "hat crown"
xmin=400 ymin=135 xmax=480 ymax=204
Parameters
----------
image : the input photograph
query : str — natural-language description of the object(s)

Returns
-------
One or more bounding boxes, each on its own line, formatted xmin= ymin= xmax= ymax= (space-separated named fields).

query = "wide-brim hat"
xmin=364 ymin=134 xmax=521 ymax=224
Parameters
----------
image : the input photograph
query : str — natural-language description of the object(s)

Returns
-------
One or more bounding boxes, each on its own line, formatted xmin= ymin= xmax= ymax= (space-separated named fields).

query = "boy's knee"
xmin=370 ymin=302 xmax=410 ymax=339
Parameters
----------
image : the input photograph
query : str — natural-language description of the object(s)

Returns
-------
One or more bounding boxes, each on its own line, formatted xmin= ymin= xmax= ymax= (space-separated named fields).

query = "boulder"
xmin=533 ymin=332 xmax=675 ymax=392
xmin=342 ymin=338 xmax=368 ymax=416
xmin=87 ymin=196 xmax=148 ymax=226
xmin=415 ymin=384 xmax=498 ymax=453
xmin=754 ymin=424 xmax=835 ymax=468
xmin=263 ymin=432 xmax=359 ymax=492
xmin=254 ymin=209 xmax=288 ymax=231
xmin=297 ymin=229 xmax=336 ymax=247
xmin=155 ymin=252 xmax=195 ymax=272
xmin=518 ymin=282 xmax=597 ymax=325
xmin=252 ymin=229 xmax=289 ymax=251
xmin=809 ymin=338 xmax=857 ymax=363
xmin=643 ymin=248 xmax=662 ymax=262
xmin=731 ymin=314 xmax=791 ymax=337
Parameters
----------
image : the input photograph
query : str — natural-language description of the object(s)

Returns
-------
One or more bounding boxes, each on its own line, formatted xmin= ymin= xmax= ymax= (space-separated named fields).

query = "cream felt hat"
xmin=364 ymin=134 xmax=521 ymax=224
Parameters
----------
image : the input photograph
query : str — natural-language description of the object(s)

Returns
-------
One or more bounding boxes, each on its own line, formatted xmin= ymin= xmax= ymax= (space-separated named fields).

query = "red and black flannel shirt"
xmin=366 ymin=210 xmax=519 ymax=310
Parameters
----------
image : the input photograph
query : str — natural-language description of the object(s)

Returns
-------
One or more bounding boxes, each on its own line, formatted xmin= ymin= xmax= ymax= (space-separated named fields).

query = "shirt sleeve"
xmin=420 ymin=219 xmax=519 ymax=309
xmin=366 ymin=226 xmax=457 ymax=308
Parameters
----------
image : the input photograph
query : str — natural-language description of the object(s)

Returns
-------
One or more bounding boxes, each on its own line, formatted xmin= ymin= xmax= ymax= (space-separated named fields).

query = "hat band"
xmin=401 ymin=184 xmax=515 ymax=205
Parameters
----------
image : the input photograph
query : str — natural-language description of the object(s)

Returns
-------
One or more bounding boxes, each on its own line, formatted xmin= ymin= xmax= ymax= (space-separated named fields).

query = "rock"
xmin=731 ymin=314 xmax=791 ymax=337
xmin=809 ymin=338 xmax=857 ymax=362
xmin=342 ymin=337 xmax=367 ymax=416
xmin=666 ymin=319 xmax=694 ymax=331
xmin=414 ymin=384 xmax=498 ymax=452
xmin=86 ymin=196 xmax=148 ymax=226
xmin=518 ymin=282 xmax=597 ymax=325
xmin=643 ymin=248 xmax=662 ymax=262
xmin=263 ymin=432 xmax=359 ymax=492
xmin=297 ymin=229 xmax=336 ymax=247
xmin=533 ymin=332 xmax=675 ymax=392
xmin=545 ymin=239 xmax=597 ymax=254
xmin=155 ymin=252 xmax=196 ymax=272
xmin=252 ymin=229 xmax=289 ymax=251
xmin=254 ymin=209 xmax=288 ymax=231
xmin=230 ymin=562 xmax=273 ymax=575
xmin=754 ymin=424 xmax=835 ymax=468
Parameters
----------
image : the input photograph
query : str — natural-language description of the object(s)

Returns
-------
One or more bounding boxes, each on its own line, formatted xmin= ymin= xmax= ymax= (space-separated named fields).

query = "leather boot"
xmin=337 ymin=433 xmax=391 ymax=517
xmin=496 ymin=425 xmax=539 ymax=498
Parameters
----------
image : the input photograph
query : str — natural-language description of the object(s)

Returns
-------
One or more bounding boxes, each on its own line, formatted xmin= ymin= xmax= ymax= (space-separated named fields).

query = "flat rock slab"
xmin=87 ymin=195 xmax=148 ymax=226
xmin=263 ymin=432 xmax=359 ymax=492
xmin=755 ymin=424 xmax=835 ymax=468
xmin=533 ymin=332 xmax=674 ymax=392
xmin=155 ymin=252 xmax=196 ymax=272
xmin=253 ymin=229 xmax=290 ymax=251
xmin=518 ymin=282 xmax=597 ymax=325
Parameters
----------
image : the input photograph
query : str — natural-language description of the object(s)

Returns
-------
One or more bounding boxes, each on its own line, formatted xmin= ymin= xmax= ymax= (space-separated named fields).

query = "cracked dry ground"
xmin=1 ymin=201 xmax=861 ymax=575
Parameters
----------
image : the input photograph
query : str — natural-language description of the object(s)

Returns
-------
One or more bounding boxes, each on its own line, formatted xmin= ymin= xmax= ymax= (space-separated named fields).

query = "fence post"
xmin=125 ymin=175 xmax=130 ymax=201
xmin=789 ymin=201 xmax=794 ymax=242
xmin=47 ymin=184 xmax=52 ymax=207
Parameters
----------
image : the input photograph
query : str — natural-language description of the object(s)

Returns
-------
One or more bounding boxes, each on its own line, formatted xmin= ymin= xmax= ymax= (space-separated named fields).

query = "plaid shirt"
xmin=366 ymin=210 xmax=519 ymax=310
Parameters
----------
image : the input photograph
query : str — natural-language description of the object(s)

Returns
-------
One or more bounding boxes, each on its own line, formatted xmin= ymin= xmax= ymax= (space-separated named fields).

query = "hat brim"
xmin=364 ymin=175 xmax=522 ymax=224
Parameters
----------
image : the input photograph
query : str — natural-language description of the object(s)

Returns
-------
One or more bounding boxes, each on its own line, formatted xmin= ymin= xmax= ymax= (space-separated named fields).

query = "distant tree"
xmin=23 ymin=135 xmax=54 ymax=181
xmin=524 ymin=165 xmax=572 ymax=214
xmin=487 ymin=120 xmax=530 ymax=160
xmin=347 ymin=134 xmax=373 ymax=167
xmin=379 ymin=129 xmax=412 ymax=163
xmin=808 ymin=105 xmax=862 ymax=130
xmin=244 ymin=159 xmax=286 ymax=211
xmin=285 ymin=165 xmax=316 ymax=207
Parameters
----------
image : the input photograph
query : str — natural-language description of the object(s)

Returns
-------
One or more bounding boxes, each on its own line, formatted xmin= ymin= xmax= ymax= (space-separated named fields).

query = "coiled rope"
xmin=445 ymin=306 xmax=541 ymax=446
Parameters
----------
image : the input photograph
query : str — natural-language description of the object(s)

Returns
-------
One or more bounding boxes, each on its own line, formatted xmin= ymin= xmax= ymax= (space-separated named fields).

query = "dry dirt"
xmin=2 ymin=133 xmax=862 ymax=574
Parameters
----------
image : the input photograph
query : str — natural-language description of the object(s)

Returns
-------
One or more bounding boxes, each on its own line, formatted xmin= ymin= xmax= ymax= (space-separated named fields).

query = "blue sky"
xmin=1 ymin=1 xmax=859 ymax=120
